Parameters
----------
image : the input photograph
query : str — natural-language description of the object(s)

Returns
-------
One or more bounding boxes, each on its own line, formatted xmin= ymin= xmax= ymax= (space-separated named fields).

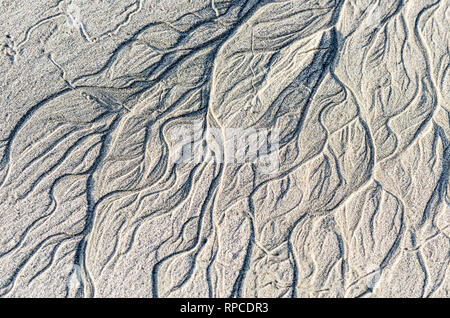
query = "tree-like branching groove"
xmin=0 ymin=0 xmax=448 ymax=298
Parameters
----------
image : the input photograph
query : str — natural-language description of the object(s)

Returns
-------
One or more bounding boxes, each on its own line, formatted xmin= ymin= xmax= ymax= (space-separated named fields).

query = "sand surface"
xmin=0 ymin=0 xmax=448 ymax=298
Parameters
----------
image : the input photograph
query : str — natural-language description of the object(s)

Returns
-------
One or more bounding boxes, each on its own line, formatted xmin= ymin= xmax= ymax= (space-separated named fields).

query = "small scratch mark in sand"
xmin=211 ymin=0 xmax=220 ymax=17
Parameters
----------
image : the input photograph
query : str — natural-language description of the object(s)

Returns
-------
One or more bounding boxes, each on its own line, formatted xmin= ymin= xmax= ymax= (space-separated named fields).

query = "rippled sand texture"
xmin=0 ymin=0 xmax=449 ymax=298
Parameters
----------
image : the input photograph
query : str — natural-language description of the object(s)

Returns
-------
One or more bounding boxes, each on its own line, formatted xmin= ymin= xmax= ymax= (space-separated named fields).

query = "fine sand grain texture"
xmin=0 ymin=0 xmax=448 ymax=298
